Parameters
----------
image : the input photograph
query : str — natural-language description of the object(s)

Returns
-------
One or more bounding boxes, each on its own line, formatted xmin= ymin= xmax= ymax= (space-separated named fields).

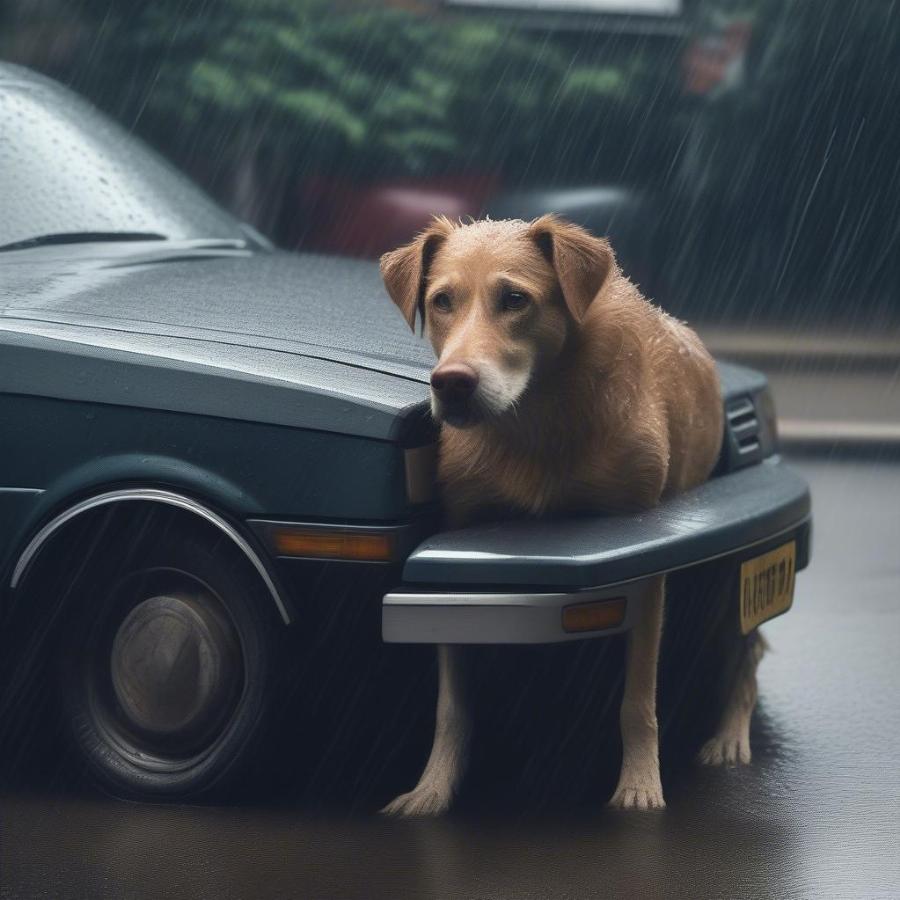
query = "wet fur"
xmin=380 ymin=216 xmax=736 ymax=816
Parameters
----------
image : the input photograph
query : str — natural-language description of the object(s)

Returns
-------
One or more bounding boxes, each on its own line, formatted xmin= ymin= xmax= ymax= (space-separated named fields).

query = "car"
xmin=0 ymin=64 xmax=811 ymax=802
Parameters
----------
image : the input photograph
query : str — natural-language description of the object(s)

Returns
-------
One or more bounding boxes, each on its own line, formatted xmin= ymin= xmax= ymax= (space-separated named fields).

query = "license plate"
xmin=739 ymin=540 xmax=796 ymax=634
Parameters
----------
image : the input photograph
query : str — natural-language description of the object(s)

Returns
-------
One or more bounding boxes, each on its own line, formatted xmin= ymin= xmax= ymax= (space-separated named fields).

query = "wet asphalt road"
xmin=1 ymin=456 xmax=898 ymax=900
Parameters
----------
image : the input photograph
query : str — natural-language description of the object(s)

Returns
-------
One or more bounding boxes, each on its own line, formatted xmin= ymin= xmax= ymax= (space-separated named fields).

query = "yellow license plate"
xmin=739 ymin=540 xmax=796 ymax=634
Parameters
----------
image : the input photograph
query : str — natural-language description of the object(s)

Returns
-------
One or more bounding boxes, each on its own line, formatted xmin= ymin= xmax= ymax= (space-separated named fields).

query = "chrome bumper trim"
xmin=382 ymin=579 xmax=651 ymax=644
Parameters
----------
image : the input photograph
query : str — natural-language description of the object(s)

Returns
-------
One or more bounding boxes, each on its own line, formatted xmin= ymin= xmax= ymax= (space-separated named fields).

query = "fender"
xmin=8 ymin=484 xmax=293 ymax=625
xmin=28 ymin=453 xmax=263 ymax=519
xmin=3 ymin=452 xmax=263 ymax=579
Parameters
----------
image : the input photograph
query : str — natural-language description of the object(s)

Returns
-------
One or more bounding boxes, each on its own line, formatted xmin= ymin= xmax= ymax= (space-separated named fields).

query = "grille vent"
xmin=725 ymin=396 xmax=762 ymax=467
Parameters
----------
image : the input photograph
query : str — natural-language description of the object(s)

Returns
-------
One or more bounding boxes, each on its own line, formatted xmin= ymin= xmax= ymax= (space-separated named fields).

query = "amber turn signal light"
xmin=270 ymin=528 xmax=395 ymax=562
xmin=562 ymin=597 xmax=627 ymax=633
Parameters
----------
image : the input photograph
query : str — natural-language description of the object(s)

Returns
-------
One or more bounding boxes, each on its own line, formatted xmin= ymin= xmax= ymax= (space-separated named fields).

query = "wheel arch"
xmin=9 ymin=487 xmax=295 ymax=625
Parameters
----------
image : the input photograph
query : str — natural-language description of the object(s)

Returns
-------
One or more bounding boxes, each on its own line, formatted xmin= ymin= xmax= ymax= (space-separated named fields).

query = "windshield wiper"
xmin=0 ymin=231 xmax=168 ymax=252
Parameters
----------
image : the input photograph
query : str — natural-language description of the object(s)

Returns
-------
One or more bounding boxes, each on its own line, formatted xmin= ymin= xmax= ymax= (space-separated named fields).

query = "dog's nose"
xmin=431 ymin=363 xmax=479 ymax=402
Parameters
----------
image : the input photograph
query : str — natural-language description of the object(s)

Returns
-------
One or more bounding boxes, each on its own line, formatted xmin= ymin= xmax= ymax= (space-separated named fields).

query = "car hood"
xmin=0 ymin=245 xmax=434 ymax=379
xmin=0 ymin=246 xmax=437 ymax=442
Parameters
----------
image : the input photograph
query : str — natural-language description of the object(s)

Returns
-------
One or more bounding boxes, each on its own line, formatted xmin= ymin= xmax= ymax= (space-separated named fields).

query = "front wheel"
xmin=59 ymin=525 xmax=280 ymax=799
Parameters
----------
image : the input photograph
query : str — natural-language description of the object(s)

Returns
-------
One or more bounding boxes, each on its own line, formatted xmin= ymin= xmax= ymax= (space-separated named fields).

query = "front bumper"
xmin=383 ymin=456 xmax=811 ymax=644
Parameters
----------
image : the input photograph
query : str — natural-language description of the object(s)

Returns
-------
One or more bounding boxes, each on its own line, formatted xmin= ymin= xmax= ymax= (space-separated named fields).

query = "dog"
xmin=379 ymin=214 xmax=762 ymax=814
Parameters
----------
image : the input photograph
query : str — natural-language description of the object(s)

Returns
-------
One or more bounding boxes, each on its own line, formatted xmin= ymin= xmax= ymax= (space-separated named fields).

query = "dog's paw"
xmin=608 ymin=775 xmax=665 ymax=811
xmin=380 ymin=785 xmax=453 ymax=818
xmin=697 ymin=732 xmax=751 ymax=767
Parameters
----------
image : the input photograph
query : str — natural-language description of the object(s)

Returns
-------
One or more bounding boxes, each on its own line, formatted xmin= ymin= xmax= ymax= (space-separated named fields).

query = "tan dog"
xmin=380 ymin=215 xmax=758 ymax=815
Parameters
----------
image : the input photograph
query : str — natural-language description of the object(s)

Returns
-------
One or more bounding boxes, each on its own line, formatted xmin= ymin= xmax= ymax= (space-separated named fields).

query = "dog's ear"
xmin=380 ymin=217 xmax=454 ymax=332
xmin=528 ymin=214 xmax=615 ymax=322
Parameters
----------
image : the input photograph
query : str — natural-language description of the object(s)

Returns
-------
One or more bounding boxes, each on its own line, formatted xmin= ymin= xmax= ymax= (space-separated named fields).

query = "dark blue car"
xmin=0 ymin=64 xmax=811 ymax=801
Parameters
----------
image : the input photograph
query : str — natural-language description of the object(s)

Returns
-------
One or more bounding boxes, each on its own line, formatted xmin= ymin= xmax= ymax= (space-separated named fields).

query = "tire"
xmin=58 ymin=523 xmax=279 ymax=800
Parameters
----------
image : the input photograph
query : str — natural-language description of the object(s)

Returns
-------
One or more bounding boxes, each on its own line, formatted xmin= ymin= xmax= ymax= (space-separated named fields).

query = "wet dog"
xmin=380 ymin=215 xmax=757 ymax=814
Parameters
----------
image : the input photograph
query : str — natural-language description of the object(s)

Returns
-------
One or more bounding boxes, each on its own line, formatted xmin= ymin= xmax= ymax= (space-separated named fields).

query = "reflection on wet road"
xmin=1 ymin=459 xmax=898 ymax=899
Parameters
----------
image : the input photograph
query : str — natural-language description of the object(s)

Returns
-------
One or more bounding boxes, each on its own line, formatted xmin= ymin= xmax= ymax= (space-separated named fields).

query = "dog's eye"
xmin=502 ymin=290 xmax=529 ymax=311
xmin=432 ymin=293 xmax=452 ymax=312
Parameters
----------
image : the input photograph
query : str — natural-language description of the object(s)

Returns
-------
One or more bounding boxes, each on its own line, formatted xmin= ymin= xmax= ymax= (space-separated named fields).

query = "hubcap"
xmin=109 ymin=592 xmax=241 ymax=749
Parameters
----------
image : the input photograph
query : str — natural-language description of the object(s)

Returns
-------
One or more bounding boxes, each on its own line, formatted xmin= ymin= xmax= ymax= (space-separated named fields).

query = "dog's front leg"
xmin=381 ymin=644 xmax=470 ymax=817
xmin=609 ymin=574 xmax=665 ymax=810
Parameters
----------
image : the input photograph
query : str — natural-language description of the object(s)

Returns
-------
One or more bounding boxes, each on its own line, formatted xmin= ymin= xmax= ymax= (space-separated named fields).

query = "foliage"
xmin=19 ymin=0 xmax=680 ymax=183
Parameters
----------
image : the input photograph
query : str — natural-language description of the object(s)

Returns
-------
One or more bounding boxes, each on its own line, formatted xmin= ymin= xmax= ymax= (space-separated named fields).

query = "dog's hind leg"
xmin=609 ymin=575 xmax=666 ymax=810
xmin=381 ymin=644 xmax=470 ymax=817
xmin=698 ymin=631 xmax=766 ymax=766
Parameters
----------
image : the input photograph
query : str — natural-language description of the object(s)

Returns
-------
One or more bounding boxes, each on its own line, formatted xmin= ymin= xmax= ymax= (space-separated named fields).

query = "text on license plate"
xmin=739 ymin=540 xmax=796 ymax=635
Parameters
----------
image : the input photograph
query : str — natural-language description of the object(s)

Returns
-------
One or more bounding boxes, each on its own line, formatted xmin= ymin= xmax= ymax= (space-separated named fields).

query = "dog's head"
xmin=381 ymin=215 xmax=615 ymax=428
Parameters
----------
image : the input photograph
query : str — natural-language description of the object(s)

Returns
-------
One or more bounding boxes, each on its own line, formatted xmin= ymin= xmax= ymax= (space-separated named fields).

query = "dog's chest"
xmin=439 ymin=434 xmax=634 ymax=518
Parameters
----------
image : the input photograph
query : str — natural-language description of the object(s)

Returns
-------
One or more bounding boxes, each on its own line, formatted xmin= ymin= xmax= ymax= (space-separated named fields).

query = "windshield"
xmin=0 ymin=66 xmax=246 ymax=248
